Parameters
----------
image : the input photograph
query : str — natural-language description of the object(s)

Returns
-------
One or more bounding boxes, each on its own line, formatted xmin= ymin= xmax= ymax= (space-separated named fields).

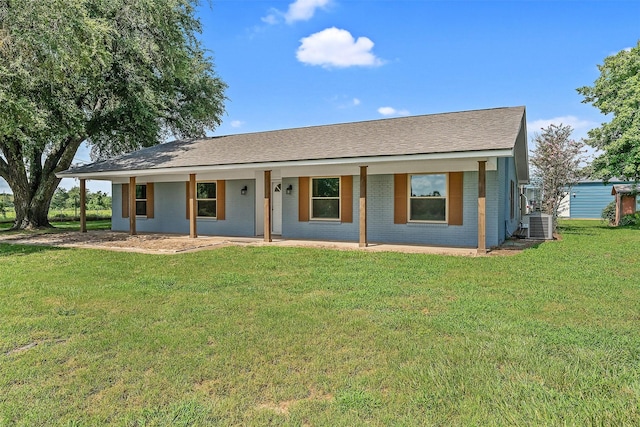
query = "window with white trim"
xmin=311 ymin=177 xmax=340 ymax=219
xmin=409 ymin=174 xmax=447 ymax=222
xmin=135 ymin=185 xmax=147 ymax=216
xmin=197 ymin=182 xmax=217 ymax=218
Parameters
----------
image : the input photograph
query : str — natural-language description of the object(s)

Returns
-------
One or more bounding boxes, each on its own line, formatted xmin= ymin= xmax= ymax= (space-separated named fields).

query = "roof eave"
xmin=57 ymin=149 xmax=515 ymax=180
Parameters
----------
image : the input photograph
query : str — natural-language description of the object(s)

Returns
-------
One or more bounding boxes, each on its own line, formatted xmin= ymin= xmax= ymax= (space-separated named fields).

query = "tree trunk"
xmin=1 ymin=136 xmax=84 ymax=230
xmin=10 ymin=176 xmax=59 ymax=230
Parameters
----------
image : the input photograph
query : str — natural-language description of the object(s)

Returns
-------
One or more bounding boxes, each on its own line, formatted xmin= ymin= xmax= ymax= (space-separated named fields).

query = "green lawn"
xmin=1 ymin=221 xmax=639 ymax=426
xmin=0 ymin=219 xmax=111 ymax=231
xmin=0 ymin=209 xmax=112 ymax=223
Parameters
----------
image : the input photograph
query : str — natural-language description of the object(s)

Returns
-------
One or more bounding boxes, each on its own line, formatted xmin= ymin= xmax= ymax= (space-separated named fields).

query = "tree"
xmin=577 ymin=41 xmax=640 ymax=182
xmin=66 ymin=187 xmax=82 ymax=216
xmin=0 ymin=193 xmax=7 ymax=218
xmin=530 ymin=124 xmax=586 ymax=228
xmin=50 ymin=188 xmax=70 ymax=211
xmin=0 ymin=0 xmax=227 ymax=230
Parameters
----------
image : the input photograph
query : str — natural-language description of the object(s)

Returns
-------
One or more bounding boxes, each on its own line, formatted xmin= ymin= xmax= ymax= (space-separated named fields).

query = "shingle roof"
xmin=612 ymin=184 xmax=637 ymax=195
xmin=60 ymin=106 xmax=526 ymax=175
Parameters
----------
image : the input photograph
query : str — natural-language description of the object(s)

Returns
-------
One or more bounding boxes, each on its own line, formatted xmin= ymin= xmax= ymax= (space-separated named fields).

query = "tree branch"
xmin=0 ymin=152 xmax=8 ymax=181
xmin=0 ymin=136 xmax=27 ymax=184
xmin=42 ymin=134 xmax=85 ymax=178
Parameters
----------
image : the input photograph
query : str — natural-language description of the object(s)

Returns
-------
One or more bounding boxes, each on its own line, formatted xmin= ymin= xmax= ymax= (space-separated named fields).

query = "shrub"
xmin=601 ymin=200 xmax=616 ymax=224
xmin=620 ymin=213 xmax=640 ymax=227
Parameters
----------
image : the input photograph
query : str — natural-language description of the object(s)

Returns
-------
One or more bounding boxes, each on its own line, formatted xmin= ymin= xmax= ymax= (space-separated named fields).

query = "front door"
xmin=271 ymin=181 xmax=282 ymax=234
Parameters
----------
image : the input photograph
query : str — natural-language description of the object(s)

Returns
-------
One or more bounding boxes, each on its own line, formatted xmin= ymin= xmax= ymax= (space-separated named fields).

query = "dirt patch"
xmin=257 ymin=389 xmax=333 ymax=416
xmin=4 ymin=339 xmax=67 ymax=356
xmin=488 ymin=237 xmax=547 ymax=255
xmin=0 ymin=230 xmax=235 ymax=254
xmin=0 ymin=229 xmax=548 ymax=256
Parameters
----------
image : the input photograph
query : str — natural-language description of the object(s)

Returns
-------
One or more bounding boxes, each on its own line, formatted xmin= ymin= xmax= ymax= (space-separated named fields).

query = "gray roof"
xmin=61 ymin=106 xmax=526 ymax=175
xmin=612 ymin=184 xmax=637 ymax=195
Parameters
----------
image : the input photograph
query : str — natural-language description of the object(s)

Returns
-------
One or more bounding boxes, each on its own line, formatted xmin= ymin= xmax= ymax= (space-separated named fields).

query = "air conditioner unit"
xmin=521 ymin=213 xmax=553 ymax=240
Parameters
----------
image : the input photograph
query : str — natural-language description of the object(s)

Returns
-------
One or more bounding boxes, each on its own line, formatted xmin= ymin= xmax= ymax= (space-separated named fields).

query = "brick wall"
xmin=112 ymin=180 xmax=255 ymax=236
xmin=283 ymin=172 xmax=502 ymax=248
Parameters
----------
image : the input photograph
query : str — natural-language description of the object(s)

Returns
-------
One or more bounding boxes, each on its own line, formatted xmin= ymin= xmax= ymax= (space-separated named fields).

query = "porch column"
xmin=79 ymin=178 xmax=87 ymax=233
xmin=359 ymin=166 xmax=368 ymax=247
xmin=264 ymin=170 xmax=272 ymax=242
xmin=189 ymin=173 xmax=197 ymax=238
xmin=477 ymin=161 xmax=486 ymax=254
xmin=129 ymin=176 xmax=136 ymax=235
xmin=615 ymin=192 xmax=622 ymax=226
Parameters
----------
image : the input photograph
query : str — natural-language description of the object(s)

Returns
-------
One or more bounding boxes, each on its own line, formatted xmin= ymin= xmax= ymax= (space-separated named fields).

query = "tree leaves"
xmin=530 ymin=124 xmax=586 ymax=223
xmin=577 ymin=41 xmax=640 ymax=182
xmin=0 ymin=0 xmax=227 ymax=228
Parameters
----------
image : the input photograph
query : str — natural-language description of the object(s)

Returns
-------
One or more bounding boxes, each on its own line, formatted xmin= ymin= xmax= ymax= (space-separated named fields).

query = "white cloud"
xmin=262 ymin=0 xmax=330 ymax=25
xmin=296 ymin=27 xmax=384 ymax=69
xmin=335 ymin=96 xmax=361 ymax=109
xmin=608 ymin=46 xmax=633 ymax=56
xmin=230 ymin=120 xmax=245 ymax=128
xmin=285 ymin=0 xmax=330 ymax=23
xmin=528 ymin=116 xmax=595 ymax=134
xmin=261 ymin=13 xmax=279 ymax=25
xmin=378 ymin=106 xmax=410 ymax=116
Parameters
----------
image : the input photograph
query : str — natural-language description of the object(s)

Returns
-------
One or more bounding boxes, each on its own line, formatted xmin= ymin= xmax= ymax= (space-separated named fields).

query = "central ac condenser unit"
xmin=521 ymin=213 xmax=553 ymax=240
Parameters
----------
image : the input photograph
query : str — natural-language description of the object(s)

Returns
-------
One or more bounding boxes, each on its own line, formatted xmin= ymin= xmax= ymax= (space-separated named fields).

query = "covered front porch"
xmin=75 ymin=155 xmax=496 ymax=254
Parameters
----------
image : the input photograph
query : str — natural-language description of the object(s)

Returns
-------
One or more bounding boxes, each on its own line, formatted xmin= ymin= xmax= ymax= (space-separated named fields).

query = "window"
xmin=122 ymin=182 xmax=153 ymax=219
xmin=197 ymin=182 xmax=217 ymax=218
xmin=135 ymin=185 xmax=147 ymax=216
xmin=311 ymin=177 xmax=340 ymax=219
xmin=409 ymin=174 xmax=447 ymax=222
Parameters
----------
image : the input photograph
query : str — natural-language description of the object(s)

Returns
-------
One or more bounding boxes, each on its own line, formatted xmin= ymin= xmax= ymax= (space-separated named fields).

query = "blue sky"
xmin=2 ymin=0 xmax=638 ymax=195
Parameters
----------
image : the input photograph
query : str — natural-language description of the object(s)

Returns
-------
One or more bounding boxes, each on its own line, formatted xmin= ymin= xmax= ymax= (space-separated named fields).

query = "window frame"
xmin=407 ymin=173 xmax=448 ymax=223
xmin=135 ymin=184 xmax=147 ymax=217
xmin=310 ymin=176 xmax=341 ymax=221
xmin=196 ymin=181 xmax=217 ymax=219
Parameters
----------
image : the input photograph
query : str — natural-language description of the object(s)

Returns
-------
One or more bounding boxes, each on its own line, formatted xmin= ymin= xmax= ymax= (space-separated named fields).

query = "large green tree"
xmin=577 ymin=41 xmax=640 ymax=182
xmin=0 ymin=0 xmax=226 ymax=229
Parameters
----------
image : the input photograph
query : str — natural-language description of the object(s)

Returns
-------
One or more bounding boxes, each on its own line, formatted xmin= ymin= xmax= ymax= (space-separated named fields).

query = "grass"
xmin=1 ymin=220 xmax=639 ymax=425
xmin=0 ymin=210 xmax=111 ymax=227
xmin=0 ymin=219 xmax=111 ymax=231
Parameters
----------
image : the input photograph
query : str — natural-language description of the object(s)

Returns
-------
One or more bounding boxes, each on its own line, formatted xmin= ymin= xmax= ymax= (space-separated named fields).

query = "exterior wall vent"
xmin=521 ymin=213 xmax=553 ymax=240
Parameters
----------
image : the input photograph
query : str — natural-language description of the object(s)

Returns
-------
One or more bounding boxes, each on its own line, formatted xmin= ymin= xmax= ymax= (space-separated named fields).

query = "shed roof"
xmin=59 ymin=106 xmax=527 ymax=178
xmin=611 ymin=184 xmax=637 ymax=195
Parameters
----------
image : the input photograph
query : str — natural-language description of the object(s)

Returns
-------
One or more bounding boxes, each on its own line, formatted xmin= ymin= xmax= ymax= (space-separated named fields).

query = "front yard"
xmin=1 ymin=221 xmax=639 ymax=425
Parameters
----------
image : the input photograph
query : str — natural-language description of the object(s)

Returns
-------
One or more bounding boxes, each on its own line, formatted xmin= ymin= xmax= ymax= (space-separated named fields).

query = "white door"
xmin=271 ymin=181 xmax=282 ymax=234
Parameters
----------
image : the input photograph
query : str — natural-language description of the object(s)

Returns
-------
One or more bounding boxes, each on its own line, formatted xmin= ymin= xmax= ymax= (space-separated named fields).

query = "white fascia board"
xmin=57 ymin=149 xmax=514 ymax=180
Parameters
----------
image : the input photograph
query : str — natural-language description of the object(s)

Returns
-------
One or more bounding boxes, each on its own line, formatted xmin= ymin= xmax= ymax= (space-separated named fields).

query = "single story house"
xmin=58 ymin=106 xmax=529 ymax=253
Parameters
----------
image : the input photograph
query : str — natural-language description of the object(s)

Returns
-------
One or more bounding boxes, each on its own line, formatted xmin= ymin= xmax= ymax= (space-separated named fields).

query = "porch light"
xmin=241 ymin=186 xmax=248 ymax=195
xmin=286 ymin=184 xmax=293 ymax=195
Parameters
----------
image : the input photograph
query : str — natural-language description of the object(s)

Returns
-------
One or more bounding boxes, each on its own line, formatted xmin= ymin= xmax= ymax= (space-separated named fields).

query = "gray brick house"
xmin=59 ymin=106 xmax=529 ymax=252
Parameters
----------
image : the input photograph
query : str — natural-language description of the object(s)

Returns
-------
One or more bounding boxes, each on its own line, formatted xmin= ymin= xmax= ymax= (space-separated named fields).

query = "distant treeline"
xmin=0 ymin=187 xmax=112 ymax=220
